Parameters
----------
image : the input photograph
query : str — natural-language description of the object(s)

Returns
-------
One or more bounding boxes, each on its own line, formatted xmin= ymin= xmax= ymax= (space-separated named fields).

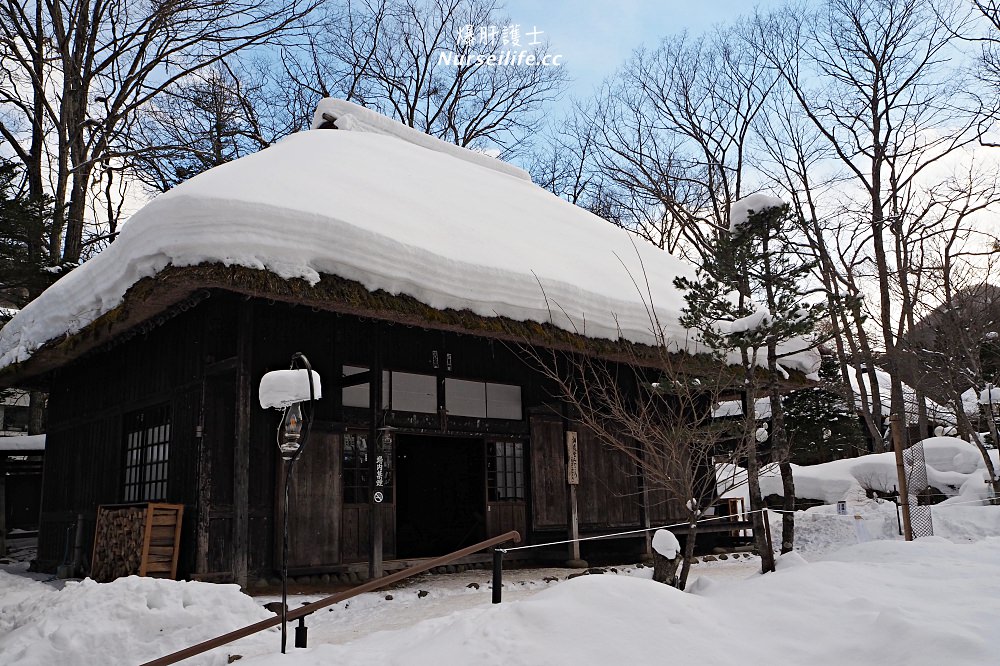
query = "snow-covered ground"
xmin=3 ymin=502 xmax=1000 ymax=666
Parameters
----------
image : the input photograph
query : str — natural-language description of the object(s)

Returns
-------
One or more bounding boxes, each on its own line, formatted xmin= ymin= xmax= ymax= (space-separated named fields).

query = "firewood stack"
xmin=91 ymin=503 xmax=184 ymax=583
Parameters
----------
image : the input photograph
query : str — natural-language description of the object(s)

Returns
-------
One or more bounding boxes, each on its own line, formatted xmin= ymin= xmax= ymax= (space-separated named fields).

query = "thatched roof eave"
xmin=0 ymin=263 xmax=811 ymax=392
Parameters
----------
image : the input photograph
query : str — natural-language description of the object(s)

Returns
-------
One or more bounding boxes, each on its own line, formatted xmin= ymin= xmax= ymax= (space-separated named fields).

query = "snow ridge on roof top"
xmin=310 ymin=99 xmax=531 ymax=182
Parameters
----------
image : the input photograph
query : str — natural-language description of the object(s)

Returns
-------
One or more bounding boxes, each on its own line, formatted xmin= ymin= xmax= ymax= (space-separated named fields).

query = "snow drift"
xmin=757 ymin=436 xmax=998 ymax=503
xmin=0 ymin=573 xmax=272 ymax=666
xmin=238 ymin=538 xmax=1000 ymax=666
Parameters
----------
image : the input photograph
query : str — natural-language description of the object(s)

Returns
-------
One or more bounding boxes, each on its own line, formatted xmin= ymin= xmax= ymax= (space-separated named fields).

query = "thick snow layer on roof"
xmin=0 ymin=101 xmax=819 ymax=375
xmin=711 ymin=396 xmax=771 ymax=419
xmin=714 ymin=367 xmax=955 ymax=425
xmin=728 ymin=193 xmax=785 ymax=231
xmin=0 ymin=434 xmax=44 ymax=451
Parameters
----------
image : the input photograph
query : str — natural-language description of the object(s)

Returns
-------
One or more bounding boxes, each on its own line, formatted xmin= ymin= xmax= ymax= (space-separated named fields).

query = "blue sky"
xmin=503 ymin=1 xmax=789 ymax=100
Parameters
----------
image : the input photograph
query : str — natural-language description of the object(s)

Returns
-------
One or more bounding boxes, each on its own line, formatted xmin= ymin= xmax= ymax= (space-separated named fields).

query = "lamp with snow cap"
xmin=279 ymin=401 xmax=304 ymax=460
xmin=258 ymin=352 xmax=322 ymax=654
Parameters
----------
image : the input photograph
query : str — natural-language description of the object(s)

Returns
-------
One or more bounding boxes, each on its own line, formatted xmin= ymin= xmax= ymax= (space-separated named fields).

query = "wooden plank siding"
xmin=278 ymin=427 xmax=342 ymax=569
xmin=529 ymin=415 xmax=567 ymax=530
xmin=486 ymin=501 xmax=526 ymax=538
xmin=575 ymin=427 xmax=642 ymax=528
xmin=36 ymin=291 xmax=695 ymax=580
xmin=36 ymin=294 xmax=238 ymax=574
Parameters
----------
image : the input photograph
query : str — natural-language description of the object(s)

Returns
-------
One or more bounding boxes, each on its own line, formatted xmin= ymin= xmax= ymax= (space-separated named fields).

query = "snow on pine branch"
xmin=728 ymin=193 xmax=786 ymax=232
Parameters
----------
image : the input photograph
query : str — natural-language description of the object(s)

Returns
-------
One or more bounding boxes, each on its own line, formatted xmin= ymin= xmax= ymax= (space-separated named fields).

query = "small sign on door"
xmin=566 ymin=431 xmax=580 ymax=485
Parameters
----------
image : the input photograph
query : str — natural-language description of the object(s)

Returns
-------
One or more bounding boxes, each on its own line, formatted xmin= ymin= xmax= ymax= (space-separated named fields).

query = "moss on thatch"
xmin=0 ymin=262 xmax=809 ymax=390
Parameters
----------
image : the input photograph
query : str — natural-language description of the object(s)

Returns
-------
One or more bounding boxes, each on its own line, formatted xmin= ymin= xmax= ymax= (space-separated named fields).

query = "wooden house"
xmin=0 ymin=101 xmax=818 ymax=585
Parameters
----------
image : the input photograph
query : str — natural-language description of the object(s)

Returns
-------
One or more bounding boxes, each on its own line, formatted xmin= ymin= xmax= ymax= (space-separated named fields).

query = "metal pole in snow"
xmin=492 ymin=548 xmax=504 ymax=604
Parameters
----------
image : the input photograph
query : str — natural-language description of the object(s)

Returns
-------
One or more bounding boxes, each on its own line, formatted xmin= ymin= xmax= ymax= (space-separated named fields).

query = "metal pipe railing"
xmin=141 ymin=530 xmax=521 ymax=666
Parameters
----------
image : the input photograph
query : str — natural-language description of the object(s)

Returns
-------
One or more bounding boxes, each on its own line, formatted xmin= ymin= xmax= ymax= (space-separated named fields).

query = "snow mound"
xmin=235 ymin=539 xmax=1000 ymax=666
xmin=0 ymin=103 xmax=821 ymax=377
xmin=759 ymin=436 xmax=993 ymax=503
xmin=728 ymin=193 xmax=785 ymax=231
xmin=0 ymin=574 xmax=272 ymax=666
xmin=652 ymin=529 xmax=680 ymax=558
xmin=774 ymin=550 xmax=808 ymax=570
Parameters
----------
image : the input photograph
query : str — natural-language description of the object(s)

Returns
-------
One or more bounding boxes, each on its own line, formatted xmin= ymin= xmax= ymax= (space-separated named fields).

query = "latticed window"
xmin=487 ymin=441 xmax=524 ymax=501
xmin=123 ymin=404 xmax=171 ymax=502
xmin=343 ymin=432 xmax=394 ymax=504
xmin=343 ymin=433 xmax=369 ymax=504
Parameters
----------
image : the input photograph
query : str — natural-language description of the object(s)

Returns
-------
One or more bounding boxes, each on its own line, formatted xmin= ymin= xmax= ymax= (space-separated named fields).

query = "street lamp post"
xmin=258 ymin=353 xmax=321 ymax=654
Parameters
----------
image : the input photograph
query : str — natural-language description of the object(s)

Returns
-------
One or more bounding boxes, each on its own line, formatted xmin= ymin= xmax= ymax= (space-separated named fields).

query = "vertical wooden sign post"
xmin=369 ymin=327 xmax=385 ymax=580
xmin=565 ymin=431 xmax=585 ymax=567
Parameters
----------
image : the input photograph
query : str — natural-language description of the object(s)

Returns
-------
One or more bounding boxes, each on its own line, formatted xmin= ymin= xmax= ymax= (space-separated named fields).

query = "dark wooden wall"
xmin=39 ymin=293 xmax=238 ymax=574
xmin=39 ymin=291 xmax=693 ymax=580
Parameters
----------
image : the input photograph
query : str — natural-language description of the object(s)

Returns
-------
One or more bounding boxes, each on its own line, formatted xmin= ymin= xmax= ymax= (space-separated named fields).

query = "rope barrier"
xmin=502 ymin=497 xmax=999 ymax=553
xmin=500 ymin=509 xmax=758 ymax=553
xmin=766 ymin=495 xmax=1000 ymax=515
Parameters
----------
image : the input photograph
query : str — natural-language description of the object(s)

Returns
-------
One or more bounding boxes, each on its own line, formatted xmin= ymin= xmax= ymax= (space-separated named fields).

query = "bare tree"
xmin=524 ymin=325 xmax=750 ymax=590
xmin=121 ymin=61 xmax=295 ymax=193
xmin=902 ymin=175 xmax=1000 ymax=495
xmin=527 ymin=101 xmax=627 ymax=224
xmin=0 ymin=0 xmax=317 ymax=264
xmin=580 ymin=22 xmax=776 ymax=259
xmin=750 ymin=0 xmax=991 ymax=442
xmin=281 ymin=0 xmax=568 ymax=157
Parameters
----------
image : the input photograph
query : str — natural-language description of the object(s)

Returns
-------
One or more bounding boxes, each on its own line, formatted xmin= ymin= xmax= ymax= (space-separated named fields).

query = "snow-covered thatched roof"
xmin=0 ymin=100 xmax=820 ymax=379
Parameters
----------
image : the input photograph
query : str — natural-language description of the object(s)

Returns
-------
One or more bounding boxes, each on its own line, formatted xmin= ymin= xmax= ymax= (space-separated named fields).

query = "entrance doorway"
xmin=395 ymin=435 xmax=486 ymax=558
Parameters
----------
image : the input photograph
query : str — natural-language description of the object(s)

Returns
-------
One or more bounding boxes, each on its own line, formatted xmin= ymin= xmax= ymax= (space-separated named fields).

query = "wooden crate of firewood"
xmin=91 ymin=503 xmax=184 ymax=582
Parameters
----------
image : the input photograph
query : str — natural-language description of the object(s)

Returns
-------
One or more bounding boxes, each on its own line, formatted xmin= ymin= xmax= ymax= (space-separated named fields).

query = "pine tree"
xmin=0 ymin=154 xmax=58 ymax=308
xmin=0 ymin=152 xmax=57 ymax=436
xmin=784 ymin=355 xmax=866 ymax=464
xmin=675 ymin=201 xmax=826 ymax=559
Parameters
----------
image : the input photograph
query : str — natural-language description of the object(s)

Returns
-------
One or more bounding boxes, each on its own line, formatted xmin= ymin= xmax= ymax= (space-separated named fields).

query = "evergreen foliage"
xmin=0 ymin=153 xmax=59 ymax=308
xmin=673 ymin=203 xmax=825 ymax=358
xmin=783 ymin=355 xmax=866 ymax=464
